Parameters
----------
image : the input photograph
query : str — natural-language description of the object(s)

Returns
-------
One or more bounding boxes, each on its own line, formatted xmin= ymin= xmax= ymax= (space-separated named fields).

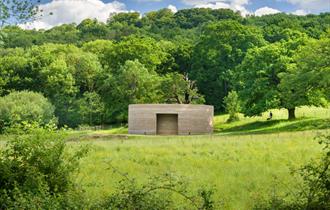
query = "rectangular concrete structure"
xmin=128 ymin=104 xmax=214 ymax=135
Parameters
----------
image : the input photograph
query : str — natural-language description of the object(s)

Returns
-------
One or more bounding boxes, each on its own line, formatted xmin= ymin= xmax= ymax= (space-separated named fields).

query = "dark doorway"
xmin=156 ymin=114 xmax=178 ymax=135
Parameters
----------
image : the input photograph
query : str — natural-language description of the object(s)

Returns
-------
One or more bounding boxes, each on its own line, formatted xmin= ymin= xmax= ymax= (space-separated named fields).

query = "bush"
xmin=0 ymin=128 xmax=89 ymax=209
xmin=0 ymin=91 xmax=56 ymax=132
xmin=224 ymin=91 xmax=240 ymax=123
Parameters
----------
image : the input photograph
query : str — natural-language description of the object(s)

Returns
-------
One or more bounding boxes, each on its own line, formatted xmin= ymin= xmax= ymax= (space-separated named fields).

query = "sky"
xmin=23 ymin=0 xmax=330 ymax=29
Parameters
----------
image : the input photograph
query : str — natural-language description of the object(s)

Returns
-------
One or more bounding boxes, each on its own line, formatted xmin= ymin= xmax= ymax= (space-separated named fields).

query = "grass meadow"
xmin=74 ymin=131 xmax=327 ymax=209
xmin=68 ymin=106 xmax=330 ymax=209
xmin=1 ymin=106 xmax=330 ymax=209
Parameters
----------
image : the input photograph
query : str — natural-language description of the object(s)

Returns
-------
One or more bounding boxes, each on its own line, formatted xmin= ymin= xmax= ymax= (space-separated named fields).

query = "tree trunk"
xmin=288 ymin=108 xmax=296 ymax=120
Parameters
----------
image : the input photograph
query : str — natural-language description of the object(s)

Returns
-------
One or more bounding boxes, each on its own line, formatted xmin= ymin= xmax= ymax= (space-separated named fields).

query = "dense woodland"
xmin=0 ymin=8 xmax=329 ymax=128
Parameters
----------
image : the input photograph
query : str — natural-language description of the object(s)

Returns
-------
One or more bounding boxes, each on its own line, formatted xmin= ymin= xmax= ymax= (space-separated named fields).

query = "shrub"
xmin=224 ymin=91 xmax=240 ymax=123
xmin=0 ymin=128 xmax=89 ymax=209
xmin=0 ymin=91 xmax=56 ymax=132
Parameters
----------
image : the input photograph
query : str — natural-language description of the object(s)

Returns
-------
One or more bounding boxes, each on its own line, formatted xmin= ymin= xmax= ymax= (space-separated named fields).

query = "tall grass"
xmin=75 ymin=130 xmax=328 ymax=209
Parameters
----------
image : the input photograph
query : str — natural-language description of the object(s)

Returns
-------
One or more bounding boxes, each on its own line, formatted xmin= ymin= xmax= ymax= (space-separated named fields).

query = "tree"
xmin=108 ymin=12 xmax=141 ymax=27
xmin=191 ymin=20 xmax=265 ymax=112
xmin=44 ymin=24 xmax=80 ymax=44
xmin=0 ymin=91 xmax=56 ymax=131
xmin=77 ymin=19 xmax=109 ymax=41
xmin=161 ymin=72 xmax=204 ymax=104
xmin=0 ymin=0 xmax=40 ymax=27
xmin=281 ymin=35 xmax=330 ymax=112
xmin=236 ymin=31 xmax=310 ymax=120
xmin=223 ymin=91 xmax=240 ymax=123
xmin=246 ymin=13 xmax=330 ymax=41
xmin=1 ymin=26 xmax=43 ymax=48
xmin=0 ymin=47 xmax=31 ymax=94
xmin=67 ymin=51 xmax=102 ymax=93
xmin=104 ymin=36 xmax=170 ymax=73
xmin=77 ymin=92 xmax=105 ymax=125
xmin=25 ymin=44 xmax=103 ymax=127
xmin=142 ymin=9 xmax=176 ymax=29
xmin=82 ymin=40 xmax=114 ymax=68
xmin=174 ymin=8 xmax=241 ymax=29
xmin=100 ymin=60 xmax=162 ymax=122
xmin=0 ymin=30 xmax=5 ymax=47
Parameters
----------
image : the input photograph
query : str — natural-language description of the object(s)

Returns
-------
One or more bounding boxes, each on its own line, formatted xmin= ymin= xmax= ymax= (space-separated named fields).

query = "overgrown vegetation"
xmin=0 ymin=4 xmax=329 ymax=126
xmin=0 ymin=127 xmax=220 ymax=209
xmin=0 ymin=127 xmax=89 ymax=209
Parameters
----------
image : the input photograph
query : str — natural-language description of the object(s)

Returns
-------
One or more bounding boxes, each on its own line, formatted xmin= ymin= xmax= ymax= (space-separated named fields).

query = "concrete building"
xmin=128 ymin=104 xmax=214 ymax=135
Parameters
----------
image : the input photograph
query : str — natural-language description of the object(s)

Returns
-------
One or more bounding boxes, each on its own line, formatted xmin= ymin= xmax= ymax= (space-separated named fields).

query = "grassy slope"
xmin=70 ymin=107 xmax=330 ymax=209
xmin=214 ymin=106 xmax=330 ymax=134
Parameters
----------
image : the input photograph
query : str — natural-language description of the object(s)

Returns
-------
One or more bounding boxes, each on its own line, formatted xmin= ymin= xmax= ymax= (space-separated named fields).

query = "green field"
xmin=64 ymin=107 xmax=329 ymax=209
xmin=75 ymin=131 xmax=327 ymax=209
xmin=1 ymin=107 xmax=329 ymax=209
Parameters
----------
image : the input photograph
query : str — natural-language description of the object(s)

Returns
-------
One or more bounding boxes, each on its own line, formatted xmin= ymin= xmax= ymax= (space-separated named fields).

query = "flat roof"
xmin=129 ymin=104 xmax=214 ymax=108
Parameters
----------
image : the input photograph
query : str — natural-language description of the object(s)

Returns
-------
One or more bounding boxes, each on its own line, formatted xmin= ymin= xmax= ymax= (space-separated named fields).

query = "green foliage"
xmin=3 ymin=43 xmax=105 ymax=127
xmin=78 ymin=19 xmax=110 ymax=42
xmin=1 ymin=26 xmax=43 ymax=48
xmin=161 ymin=72 xmax=205 ymax=104
xmin=0 ymin=30 xmax=6 ymax=47
xmin=0 ymin=91 xmax=56 ymax=132
xmin=0 ymin=6 xmax=328 ymax=126
xmin=191 ymin=20 xmax=265 ymax=111
xmin=104 ymin=35 xmax=170 ymax=73
xmin=174 ymin=8 xmax=242 ymax=29
xmin=44 ymin=24 xmax=80 ymax=44
xmin=236 ymin=32 xmax=316 ymax=120
xmin=0 ymin=128 xmax=89 ymax=209
xmin=142 ymin=9 xmax=176 ymax=29
xmin=246 ymin=13 xmax=330 ymax=41
xmin=224 ymin=91 xmax=240 ymax=123
xmin=237 ymin=43 xmax=288 ymax=117
xmin=287 ymin=35 xmax=330 ymax=103
xmin=100 ymin=60 xmax=163 ymax=122
xmin=0 ymin=0 xmax=39 ymax=27
xmin=108 ymin=12 xmax=141 ymax=27
xmin=77 ymin=92 xmax=105 ymax=125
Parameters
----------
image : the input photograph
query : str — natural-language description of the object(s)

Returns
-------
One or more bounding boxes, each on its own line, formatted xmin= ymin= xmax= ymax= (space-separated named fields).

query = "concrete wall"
xmin=128 ymin=104 xmax=214 ymax=135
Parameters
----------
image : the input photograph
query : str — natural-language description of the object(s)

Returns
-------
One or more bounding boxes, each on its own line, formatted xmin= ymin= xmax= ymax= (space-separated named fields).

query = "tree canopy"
xmin=0 ymin=7 xmax=329 ymax=125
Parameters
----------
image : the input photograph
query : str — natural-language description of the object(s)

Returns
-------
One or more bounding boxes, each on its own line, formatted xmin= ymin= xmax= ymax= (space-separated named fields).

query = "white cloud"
xmin=181 ymin=0 xmax=249 ymax=6
xmin=292 ymin=9 xmax=307 ymax=16
xmin=280 ymin=0 xmax=329 ymax=11
xmin=190 ymin=0 xmax=250 ymax=16
xmin=167 ymin=4 xmax=178 ymax=13
xmin=254 ymin=6 xmax=281 ymax=16
xmin=21 ymin=0 xmax=127 ymax=30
